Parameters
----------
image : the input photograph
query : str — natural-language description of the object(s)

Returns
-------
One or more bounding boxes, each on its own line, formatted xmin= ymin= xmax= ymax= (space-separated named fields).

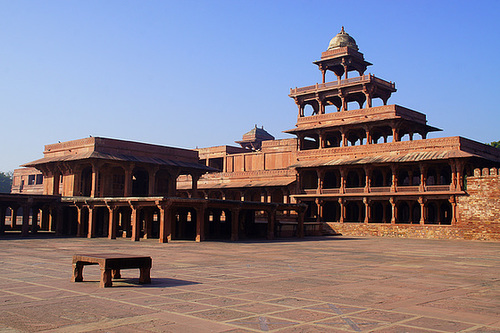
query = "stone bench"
xmin=72 ymin=254 xmax=152 ymax=288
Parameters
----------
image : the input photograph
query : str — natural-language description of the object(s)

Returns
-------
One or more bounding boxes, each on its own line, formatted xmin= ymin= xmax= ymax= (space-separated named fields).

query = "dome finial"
xmin=327 ymin=27 xmax=359 ymax=51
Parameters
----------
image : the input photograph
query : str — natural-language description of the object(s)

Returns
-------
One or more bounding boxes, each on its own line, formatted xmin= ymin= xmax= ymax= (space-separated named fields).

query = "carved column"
xmin=364 ymin=167 xmax=372 ymax=193
xmin=419 ymin=164 xmax=427 ymax=192
xmin=390 ymin=197 xmax=396 ymax=224
xmin=108 ymin=205 xmax=118 ymax=239
xmin=87 ymin=205 xmax=97 ymax=238
xmin=340 ymin=168 xmax=346 ymax=194
xmin=338 ymin=198 xmax=345 ymax=223
xmin=316 ymin=199 xmax=323 ymax=222
xmin=130 ymin=204 xmax=141 ymax=241
xmin=363 ymin=197 xmax=370 ymax=223
xmin=158 ymin=201 xmax=172 ymax=243
xmin=418 ymin=197 xmax=426 ymax=225
xmin=317 ymin=130 xmax=324 ymax=149
xmin=76 ymin=205 xmax=84 ymax=237
xmin=449 ymin=196 xmax=457 ymax=225
xmin=391 ymin=165 xmax=398 ymax=193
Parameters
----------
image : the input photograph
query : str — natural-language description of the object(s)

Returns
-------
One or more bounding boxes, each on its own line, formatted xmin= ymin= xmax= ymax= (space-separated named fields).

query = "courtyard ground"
xmin=0 ymin=235 xmax=499 ymax=332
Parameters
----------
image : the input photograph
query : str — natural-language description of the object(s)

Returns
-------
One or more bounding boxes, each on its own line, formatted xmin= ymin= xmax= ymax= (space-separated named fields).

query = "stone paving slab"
xmin=0 ymin=236 xmax=499 ymax=332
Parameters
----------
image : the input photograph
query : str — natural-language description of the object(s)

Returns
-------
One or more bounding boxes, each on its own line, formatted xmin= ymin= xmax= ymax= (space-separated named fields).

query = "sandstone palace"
xmin=4 ymin=28 xmax=500 ymax=241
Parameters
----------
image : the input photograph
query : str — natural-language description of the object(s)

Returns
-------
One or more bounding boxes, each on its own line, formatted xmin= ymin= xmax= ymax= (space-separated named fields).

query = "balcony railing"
xmin=290 ymin=74 xmax=395 ymax=96
xmin=300 ymin=184 xmax=457 ymax=196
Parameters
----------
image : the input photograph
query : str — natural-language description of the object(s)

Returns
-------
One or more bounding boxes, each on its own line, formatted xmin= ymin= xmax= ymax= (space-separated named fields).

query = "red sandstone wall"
xmin=456 ymin=167 xmax=500 ymax=239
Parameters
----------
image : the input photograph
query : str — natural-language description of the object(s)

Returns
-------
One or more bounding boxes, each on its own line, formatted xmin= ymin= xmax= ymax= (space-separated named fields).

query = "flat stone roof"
xmin=0 ymin=236 xmax=499 ymax=331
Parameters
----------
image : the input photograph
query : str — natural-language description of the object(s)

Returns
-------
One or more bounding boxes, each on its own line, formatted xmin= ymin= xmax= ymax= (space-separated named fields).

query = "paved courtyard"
xmin=0 ymin=235 xmax=499 ymax=332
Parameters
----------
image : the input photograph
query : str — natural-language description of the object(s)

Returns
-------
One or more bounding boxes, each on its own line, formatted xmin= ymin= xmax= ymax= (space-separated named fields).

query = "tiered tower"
xmin=287 ymin=27 xmax=439 ymax=149
xmin=285 ymin=28 xmax=500 ymax=226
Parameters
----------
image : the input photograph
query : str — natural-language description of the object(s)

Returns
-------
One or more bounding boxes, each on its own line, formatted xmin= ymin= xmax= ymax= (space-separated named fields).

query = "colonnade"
xmin=298 ymin=124 xmax=429 ymax=150
xmin=38 ymin=161 xmax=203 ymax=198
xmin=301 ymin=195 xmax=456 ymax=225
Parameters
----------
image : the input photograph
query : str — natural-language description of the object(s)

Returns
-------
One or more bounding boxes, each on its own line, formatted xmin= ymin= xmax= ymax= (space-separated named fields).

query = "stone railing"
xmin=289 ymin=74 xmax=395 ymax=96
xmin=293 ymin=104 xmax=427 ymax=127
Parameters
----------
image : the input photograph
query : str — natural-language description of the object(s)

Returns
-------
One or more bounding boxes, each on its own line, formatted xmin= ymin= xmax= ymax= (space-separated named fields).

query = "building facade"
xmin=6 ymin=28 xmax=500 ymax=240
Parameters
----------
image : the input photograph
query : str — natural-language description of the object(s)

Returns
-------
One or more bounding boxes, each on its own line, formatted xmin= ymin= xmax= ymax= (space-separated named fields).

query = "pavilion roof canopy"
xmin=22 ymin=151 xmax=214 ymax=172
xmin=291 ymin=150 xmax=476 ymax=169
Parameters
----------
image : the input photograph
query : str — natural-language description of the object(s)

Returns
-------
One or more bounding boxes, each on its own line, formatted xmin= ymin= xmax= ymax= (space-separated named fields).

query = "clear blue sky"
xmin=1 ymin=0 xmax=499 ymax=172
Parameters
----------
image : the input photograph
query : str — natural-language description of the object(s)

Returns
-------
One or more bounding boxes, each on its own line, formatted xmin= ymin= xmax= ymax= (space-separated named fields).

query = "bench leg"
xmin=72 ymin=263 xmax=84 ymax=282
xmin=100 ymin=269 xmax=113 ymax=288
xmin=139 ymin=267 xmax=151 ymax=284
xmin=112 ymin=269 xmax=121 ymax=279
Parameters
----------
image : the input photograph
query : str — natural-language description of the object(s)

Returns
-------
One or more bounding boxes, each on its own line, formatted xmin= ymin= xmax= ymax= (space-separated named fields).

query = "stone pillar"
xmin=231 ymin=209 xmax=240 ymax=241
xmin=419 ymin=164 xmax=427 ymax=192
xmin=391 ymin=165 xmax=398 ymax=193
xmin=364 ymin=91 xmax=372 ymax=108
xmin=340 ymin=169 xmax=346 ymax=194
xmin=316 ymin=199 xmax=323 ymax=223
xmin=456 ymin=161 xmax=464 ymax=191
xmin=317 ymin=169 xmax=324 ymax=195
xmin=131 ymin=205 xmax=141 ymax=241
xmin=318 ymin=131 xmax=324 ymax=149
xmin=91 ymin=162 xmax=101 ymax=198
xmin=338 ymin=198 xmax=344 ymax=223
xmin=10 ymin=206 xmax=18 ymax=229
xmin=195 ymin=205 xmax=205 ymax=242
xmin=449 ymin=196 xmax=457 ymax=225
xmin=390 ymin=198 xmax=397 ymax=224
xmin=418 ymin=197 xmax=426 ymax=225
xmin=108 ymin=206 xmax=118 ymax=239
xmin=363 ymin=198 xmax=370 ymax=223
xmin=21 ymin=204 xmax=30 ymax=237
xmin=88 ymin=206 xmax=96 ymax=238
xmin=76 ymin=206 xmax=84 ymax=237
xmin=364 ymin=167 xmax=371 ymax=193
xmin=267 ymin=209 xmax=276 ymax=240
xmin=159 ymin=202 xmax=172 ymax=243
xmin=392 ymin=127 xmax=399 ymax=142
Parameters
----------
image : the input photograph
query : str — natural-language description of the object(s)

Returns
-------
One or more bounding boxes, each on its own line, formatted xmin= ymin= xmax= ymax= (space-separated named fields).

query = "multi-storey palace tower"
xmin=285 ymin=27 xmax=500 ymax=226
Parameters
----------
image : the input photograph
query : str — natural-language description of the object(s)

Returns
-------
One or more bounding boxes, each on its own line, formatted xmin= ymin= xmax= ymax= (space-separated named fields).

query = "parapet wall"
xmin=457 ymin=168 xmax=500 ymax=230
